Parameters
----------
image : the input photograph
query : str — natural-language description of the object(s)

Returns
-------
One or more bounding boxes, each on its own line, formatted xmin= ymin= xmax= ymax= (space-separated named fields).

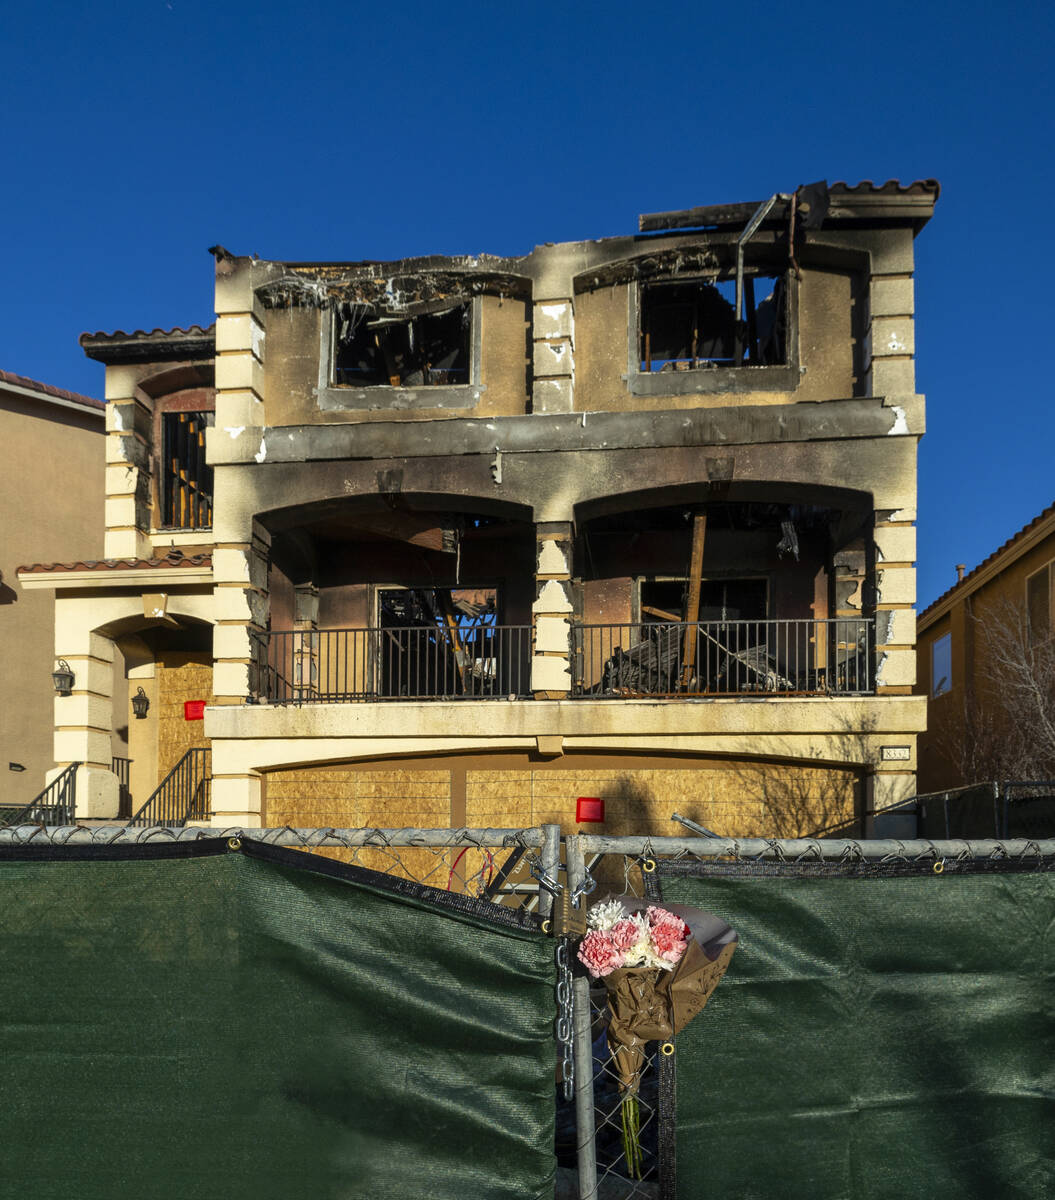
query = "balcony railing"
xmin=253 ymin=619 xmax=875 ymax=703
xmin=573 ymin=619 xmax=874 ymax=698
xmin=260 ymin=625 xmax=533 ymax=703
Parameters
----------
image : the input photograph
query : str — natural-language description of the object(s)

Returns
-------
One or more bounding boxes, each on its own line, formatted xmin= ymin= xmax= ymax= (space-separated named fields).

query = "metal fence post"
xmin=566 ymin=834 xmax=598 ymax=1200
xmin=539 ymin=824 xmax=561 ymax=924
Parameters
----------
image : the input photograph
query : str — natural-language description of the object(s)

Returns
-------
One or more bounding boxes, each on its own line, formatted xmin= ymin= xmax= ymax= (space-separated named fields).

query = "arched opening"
xmin=258 ymin=494 xmax=536 ymax=700
xmin=98 ymin=614 xmax=213 ymax=816
xmin=574 ymin=486 xmax=875 ymax=697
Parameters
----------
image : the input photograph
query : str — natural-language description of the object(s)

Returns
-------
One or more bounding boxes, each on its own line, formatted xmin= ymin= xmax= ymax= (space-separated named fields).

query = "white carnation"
xmin=587 ymin=899 xmax=627 ymax=932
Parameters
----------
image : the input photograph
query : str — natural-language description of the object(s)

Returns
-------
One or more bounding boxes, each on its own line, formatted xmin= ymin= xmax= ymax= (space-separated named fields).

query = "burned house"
xmin=21 ymin=181 xmax=935 ymax=835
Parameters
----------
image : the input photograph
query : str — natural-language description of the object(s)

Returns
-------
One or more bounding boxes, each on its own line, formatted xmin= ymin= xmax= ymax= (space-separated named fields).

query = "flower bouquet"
xmin=577 ymin=897 xmax=737 ymax=1177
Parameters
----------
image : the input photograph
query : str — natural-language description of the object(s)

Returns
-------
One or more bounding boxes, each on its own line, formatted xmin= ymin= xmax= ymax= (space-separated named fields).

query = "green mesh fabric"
xmin=0 ymin=842 xmax=556 ymax=1200
xmin=661 ymin=868 xmax=1055 ymax=1200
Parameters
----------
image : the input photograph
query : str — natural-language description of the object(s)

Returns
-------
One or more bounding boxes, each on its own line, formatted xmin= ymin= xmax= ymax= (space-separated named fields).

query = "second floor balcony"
xmin=254 ymin=617 xmax=875 ymax=704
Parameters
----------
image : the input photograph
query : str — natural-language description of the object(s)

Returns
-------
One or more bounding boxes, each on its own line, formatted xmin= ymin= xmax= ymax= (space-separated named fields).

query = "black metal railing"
xmin=262 ymin=625 xmax=533 ymax=703
xmin=128 ymin=748 xmax=211 ymax=827
xmin=573 ymin=618 xmax=874 ymax=697
xmin=111 ymin=755 xmax=132 ymax=819
xmin=0 ymin=762 xmax=79 ymax=826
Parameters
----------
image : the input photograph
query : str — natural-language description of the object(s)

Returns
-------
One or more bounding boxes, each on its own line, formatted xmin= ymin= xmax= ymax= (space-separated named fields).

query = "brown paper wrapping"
xmin=603 ymin=938 xmax=737 ymax=1094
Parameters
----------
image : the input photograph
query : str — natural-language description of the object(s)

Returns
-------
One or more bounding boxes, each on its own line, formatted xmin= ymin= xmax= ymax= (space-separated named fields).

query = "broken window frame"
xmin=317 ymin=296 xmax=486 ymax=413
xmin=625 ymin=271 xmax=800 ymax=397
xmin=159 ymin=410 xmax=214 ymax=530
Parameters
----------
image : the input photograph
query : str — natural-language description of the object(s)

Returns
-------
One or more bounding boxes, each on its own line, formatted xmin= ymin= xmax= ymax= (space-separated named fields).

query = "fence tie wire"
xmin=792 ymin=840 xmax=823 ymax=863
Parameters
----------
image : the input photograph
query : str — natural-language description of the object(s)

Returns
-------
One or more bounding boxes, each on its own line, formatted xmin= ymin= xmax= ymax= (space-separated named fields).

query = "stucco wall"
xmin=917 ymin=525 xmax=1055 ymax=791
xmin=573 ymin=267 xmax=855 ymax=412
xmin=262 ymin=296 xmax=529 ymax=424
xmin=0 ymin=390 xmax=105 ymax=809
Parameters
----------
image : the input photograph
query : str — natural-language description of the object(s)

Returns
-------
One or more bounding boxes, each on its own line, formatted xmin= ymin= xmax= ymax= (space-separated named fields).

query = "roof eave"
xmin=918 ymin=507 xmax=1055 ymax=630
xmin=0 ymin=376 xmax=104 ymax=418
xmin=18 ymin=565 xmax=213 ymax=590
xmin=80 ymin=329 xmax=216 ymax=365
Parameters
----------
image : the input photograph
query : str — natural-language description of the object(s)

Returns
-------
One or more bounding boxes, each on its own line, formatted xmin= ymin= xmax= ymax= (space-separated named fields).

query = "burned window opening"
xmin=334 ymin=302 xmax=471 ymax=387
xmin=640 ymin=578 xmax=769 ymax=624
xmin=639 ymin=275 xmax=787 ymax=371
xmin=161 ymin=411 xmax=213 ymax=529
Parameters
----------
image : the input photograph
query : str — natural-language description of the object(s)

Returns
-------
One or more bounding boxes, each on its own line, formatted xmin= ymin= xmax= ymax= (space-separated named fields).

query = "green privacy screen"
xmin=0 ymin=840 xmax=556 ymax=1200
xmin=660 ymin=863 xmax=1055 ymax=1200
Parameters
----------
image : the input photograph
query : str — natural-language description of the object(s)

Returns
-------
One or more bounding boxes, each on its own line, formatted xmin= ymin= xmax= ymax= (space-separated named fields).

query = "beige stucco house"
xmin=1 ymin=369 xmax=108 ymax=813
xmin=917 ymin=501 xmax=1055 ymax=792
xmin=20 ymin=181 xmax=936 ymax=836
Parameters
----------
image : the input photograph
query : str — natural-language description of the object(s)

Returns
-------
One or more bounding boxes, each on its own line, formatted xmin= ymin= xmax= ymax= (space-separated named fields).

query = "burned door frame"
xmin=374 ymin=582 xmax=503 ymax=700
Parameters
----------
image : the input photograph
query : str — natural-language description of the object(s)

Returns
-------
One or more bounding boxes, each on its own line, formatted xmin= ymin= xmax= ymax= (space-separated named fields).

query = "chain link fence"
xmin=3 ymin=824 xmax=1054 ymax=1200
xmin=564 ymin=833 xmax=1055 ymax=1200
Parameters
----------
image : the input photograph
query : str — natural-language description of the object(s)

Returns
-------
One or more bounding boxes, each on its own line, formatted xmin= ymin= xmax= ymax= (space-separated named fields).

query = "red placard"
xmin=575 ymin=796 xmax=605 ymax=824
xmin=184 ymin=700 xmax=206 ymax=721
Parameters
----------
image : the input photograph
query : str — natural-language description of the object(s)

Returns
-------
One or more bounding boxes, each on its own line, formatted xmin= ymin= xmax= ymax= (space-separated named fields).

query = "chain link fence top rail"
xmin=0 ymin=823 xmax=559 ymax=919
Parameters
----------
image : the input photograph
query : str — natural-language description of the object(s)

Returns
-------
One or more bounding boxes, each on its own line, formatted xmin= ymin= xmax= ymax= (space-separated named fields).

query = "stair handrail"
xmin=0 ymin=762 xmax=80 ymax=827
xmin=127 ymin=748 xmax=211 ymax=828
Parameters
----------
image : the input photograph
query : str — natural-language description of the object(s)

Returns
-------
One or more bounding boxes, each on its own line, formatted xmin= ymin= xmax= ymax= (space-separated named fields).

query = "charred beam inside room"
xmin=332 ymin=301 xmax=472 ymax=387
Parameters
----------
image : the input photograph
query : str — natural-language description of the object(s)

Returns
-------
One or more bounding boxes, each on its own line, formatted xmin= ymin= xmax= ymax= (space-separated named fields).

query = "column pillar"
xmin=293 ymin=582 xmax=319 ymax=699
xmin=103 ymin=366 xmax=153 ymax=560
xmin=873 ymin=519 xmax=917 ymax=695
xmin=531 ymin=521 xmax=574 ymax=698
xmin=862 ymin=229 xmax=917 ymax=399
xmin=51 ymin=619 xmax=119 ymax=818
xmin=208 ymin=774 xmax=263 ymax=829
xmin=212 ymin=522 xmax=270 ymax=703
xmin=214 ymin=256 xmax=267 ymax=431
xmin=531 ymin=298 xmax=575 ymax=414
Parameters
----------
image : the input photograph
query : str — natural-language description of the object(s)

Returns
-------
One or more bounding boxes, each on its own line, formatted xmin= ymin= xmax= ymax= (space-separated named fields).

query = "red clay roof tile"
xmin=0 ymin=368 xmax=103 ymax=412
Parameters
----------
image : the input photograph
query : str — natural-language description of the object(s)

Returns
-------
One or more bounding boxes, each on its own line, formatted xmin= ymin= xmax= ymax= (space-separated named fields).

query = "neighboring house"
xmin=21 ymin=181 xmax=936 ymax=836
xmin=917 ymin=501 xmax=1055 ymax=792
xmin=0 ymin=369 xmax=111 ymax=812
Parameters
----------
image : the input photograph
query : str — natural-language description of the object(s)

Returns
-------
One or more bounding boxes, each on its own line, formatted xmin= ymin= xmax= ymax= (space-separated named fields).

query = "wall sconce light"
xmin=131 ymin=687 xmax=150 ymax=720
xmin=8 ymin=762 xmax=26 ymax=773
xmin=52 ymin=660 xmax=74 ymax=696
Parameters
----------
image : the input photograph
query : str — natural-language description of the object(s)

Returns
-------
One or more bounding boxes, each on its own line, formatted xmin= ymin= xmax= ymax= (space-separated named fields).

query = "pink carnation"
xmin=647 ymin=906 xmax=690 ymax=963
xmin=578 ymin=929 xmax=624 ymax=978
xmin=609 ymin=917 xmax=642 ymax=952
xmin=651 ymin=923 xmax=687 ymax=963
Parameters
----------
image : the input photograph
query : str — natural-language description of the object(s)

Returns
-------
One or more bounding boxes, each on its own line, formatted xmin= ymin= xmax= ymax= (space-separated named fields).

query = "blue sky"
xmin=3 ymin=0 xmax=1052 ymax=606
